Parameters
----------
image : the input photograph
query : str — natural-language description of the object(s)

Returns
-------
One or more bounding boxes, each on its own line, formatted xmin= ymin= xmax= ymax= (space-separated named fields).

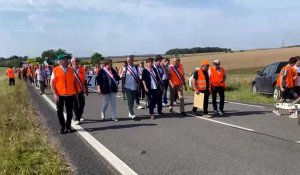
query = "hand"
xmin=54 ymin=94 xmax=59 ymax=103
xmin=85 ymin=89 xmax=89 ymax=96
xmin=280 ymin=87 xmax=285 ymax=91
xmin=145 ymin=88 xmax=149 ymax=93
xmin=195 ymin=90 xmax=200 ymax=95
xmin=97 ymin=89 xmax=101 ymax=94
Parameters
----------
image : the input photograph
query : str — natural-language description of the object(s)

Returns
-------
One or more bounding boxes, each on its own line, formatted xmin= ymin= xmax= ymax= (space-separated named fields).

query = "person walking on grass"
xmin=210 ymin=59 xmax=227 ymax=116
xmin=142 ymin=58 xmax=165 ymax=119
xmin=6 ymin=66 xmax=15 ymax=86
xmin=169 ymin=58 xmax=187 ymax=117
xmin=96 ymin=59 xmax=120 ymax=122
xmin=71 ymin=57 xmax=89 ymax=125
xmin=120 ymin=55 xmax=143 ymax=120
xmin=192 ymin=60 xmax=212 ymax=118
xmin=35 ymin=65 xmax=47 ymax=95
xmin=50 ymin=54 xmax=78 ymax=134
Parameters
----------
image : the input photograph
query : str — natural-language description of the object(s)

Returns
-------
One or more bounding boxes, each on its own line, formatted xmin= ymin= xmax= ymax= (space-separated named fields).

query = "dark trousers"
xmin=39 ymin=80 xmax=46 ymax=93
xmin=56 ymin=95 xmax=75 ymax=130
xmin=125 ymin=88 xmax=137 ymax=115
xmin=147 ymin=89 xmax=162 ymax=114
xmin=9 ymin=78 xmax=15 ymax=86
xmin=212 ymin=86 xmax=225 ymax=112
xmin=162 ymin=80 xmax=169 ymax=103
xmin=135 ymin=88 xmax=141 ymax=105
xmin=73 ymin=92 xmax=85 ymax=121
xmin=193 ymin=90 xmax=209 ymax=114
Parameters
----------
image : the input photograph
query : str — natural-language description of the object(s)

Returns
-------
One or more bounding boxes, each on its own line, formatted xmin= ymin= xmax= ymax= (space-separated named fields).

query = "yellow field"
xmin=112 ymin=47 xmax=300 ymax=73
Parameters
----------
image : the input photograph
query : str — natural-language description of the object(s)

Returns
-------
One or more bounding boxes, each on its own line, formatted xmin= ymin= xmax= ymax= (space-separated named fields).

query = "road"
xmin=28 ymin=84 xmax=300 ymax=175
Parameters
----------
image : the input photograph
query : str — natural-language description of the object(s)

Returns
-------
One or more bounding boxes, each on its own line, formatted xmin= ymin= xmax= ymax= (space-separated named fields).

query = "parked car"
xmin=252 ymin=61 xmax=288 ymax=100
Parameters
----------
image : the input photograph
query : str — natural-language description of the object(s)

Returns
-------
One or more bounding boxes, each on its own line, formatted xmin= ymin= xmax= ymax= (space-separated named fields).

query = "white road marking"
xmin=41 ymin=94 xmax=138 ymax=175
xmin=225 ymin=101 xmax=266 ymax=108
xmin=296 ymin=141 xmax=300 ymax=144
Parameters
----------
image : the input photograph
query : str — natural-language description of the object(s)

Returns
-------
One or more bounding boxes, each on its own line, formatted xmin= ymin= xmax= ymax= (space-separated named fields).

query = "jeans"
xmin=162 ymin=79 xmax=169 ymax=104
xmin=101 ymin=93 xmax=117 ymax=119
xmin=56 ymin=95 xmax=75 ymax=130
xmin=74 ymin=92 xmax=85 ymax=121
xmin=125 ymin=88 xmax=137 ymax=116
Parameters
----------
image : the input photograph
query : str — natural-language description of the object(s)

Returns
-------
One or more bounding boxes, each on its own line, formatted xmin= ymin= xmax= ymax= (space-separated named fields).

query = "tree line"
xmin=0 ymin=49 xmax=104 ymax=67
xmin=165 ymin=47 xmax=232 ymax=55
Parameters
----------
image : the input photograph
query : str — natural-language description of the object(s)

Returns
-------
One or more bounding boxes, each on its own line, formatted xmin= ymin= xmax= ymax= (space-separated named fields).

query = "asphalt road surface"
xmin=28 ymin=84 xmax=300 ymax=175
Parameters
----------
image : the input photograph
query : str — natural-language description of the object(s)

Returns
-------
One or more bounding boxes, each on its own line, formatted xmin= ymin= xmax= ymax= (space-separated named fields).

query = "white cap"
xmin=213 ymin=59 xmax=220 ymax=64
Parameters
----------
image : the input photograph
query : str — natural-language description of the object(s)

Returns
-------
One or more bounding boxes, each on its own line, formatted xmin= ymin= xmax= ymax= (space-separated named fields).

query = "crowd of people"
xmin=6 ymin=54 xmax=228 ymax=134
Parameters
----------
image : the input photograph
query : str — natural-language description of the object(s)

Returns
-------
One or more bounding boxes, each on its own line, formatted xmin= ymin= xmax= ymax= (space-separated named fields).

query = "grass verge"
xmin=0 ymin=72 xmax=71 ymax=174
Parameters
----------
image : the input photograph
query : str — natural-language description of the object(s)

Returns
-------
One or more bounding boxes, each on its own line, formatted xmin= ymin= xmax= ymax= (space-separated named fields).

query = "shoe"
xmin=218 ymin=110 xmax=224 ymax=116
xmin=214 ymin=110 xmax=219 ymax=115
xmin=74 ymin=120 xmax=80 ymax=125
xmin=192 ymin=111 xmax=197 ymax=115
xmin=181 ymin=112 xmax=187 ymax=117
xmin=123 ymin=97 xmax=127 ymax=100
xmin=113 ymin=118 xmax=119 ymax=122
xmin=150 ymin=115 xmax=155 ymax=120
xmin=203 ymin=114 xmax=213 ymax=118
xmin=66 ymin=128 xmax=76 ymax=133
xmin=80 ymin=118 xmax=84 ymax=121
xmin=169 ymin=108 xmax=174 ymax=113
xmin=132 ymin=117 xmax=140 ymax=121
xmin=162 ymin=103 xmax=169 ymax=107
xmin=272 ymin=109 xmax=281 ymax=116
xmin=101 ymin=112 xmax=105 ymax=120
xmin=59 ymin=129 xmax=66 ymax=134
xmin=289 ymin=113 xmax=298 ymax=119
xmin=137 ymin=105 xmax=145 ymax=109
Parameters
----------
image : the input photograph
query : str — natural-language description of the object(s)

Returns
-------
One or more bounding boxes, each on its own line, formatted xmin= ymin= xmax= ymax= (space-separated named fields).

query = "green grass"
xmin=185 ymin=67 xmax=276 ymax=105
xmin=0 ymin=71 xmax=71 ymax=175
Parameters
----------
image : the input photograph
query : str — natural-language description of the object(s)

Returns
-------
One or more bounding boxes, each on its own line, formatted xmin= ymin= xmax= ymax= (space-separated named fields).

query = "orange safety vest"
xmin=27 ymin=68 xmax=31 ymax=76
xmin=169 ymin=65 xmax=184 ymax=86
xmin=276 ymin=65 xmax=297 ymax=88
xmin=195 ymin=69 xmax=208 ymax=91
xmin=52 ymin=66 xmax=76 ymax=96
xmin=73 ymin=66 xmax=86 ymax=92
xmin=6 ymin=68 xmax=15 ymax=78
xmin=210 ymin=67 xmax=227 ymax=89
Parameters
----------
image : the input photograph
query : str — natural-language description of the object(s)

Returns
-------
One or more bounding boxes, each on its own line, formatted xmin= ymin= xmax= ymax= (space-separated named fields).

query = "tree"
xmin=91 ymin=52 xmax=104 ymax=65
xmin=41 ymin=48 xmax=72 ymax=62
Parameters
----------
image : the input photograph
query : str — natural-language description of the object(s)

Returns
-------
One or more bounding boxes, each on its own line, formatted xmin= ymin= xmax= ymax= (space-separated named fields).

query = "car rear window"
xmin=275 ymin=62 xmax=288 ymax=73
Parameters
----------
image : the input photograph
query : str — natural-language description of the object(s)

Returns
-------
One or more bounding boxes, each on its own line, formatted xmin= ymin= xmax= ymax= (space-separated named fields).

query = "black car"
xmin=252 ymin=61 xmax=288 ymax=99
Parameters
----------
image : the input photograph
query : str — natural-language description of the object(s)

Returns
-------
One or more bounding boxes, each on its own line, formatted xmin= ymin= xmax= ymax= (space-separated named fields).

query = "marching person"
xmin=138 ymin=61 xmax=146 ymax=100
xmin=192 ymin=60 xmax=212 ymax=118
xmin=142 ymin=58 xmax=164 ymax=119
xmin=162 ymin=58 xmax=170 ymax=106
xmin=120 ymin=61 xmax=128 ymax=100
xmin=6 ymin=66 xmax=15 ymax=86
xmin=273 ymin=56 xmax=298 ymax=117
xmin=210 ymin=59 xmax=226 ymax=116
xmin=120 ymin=55 xmax=141 ymax=120
xmin=50 ymin=54 xmax=78 ymax=134
xmin=71 ymin=57 xmax=89 ymax=125
xmin=35 ymin=65 xmax=47 ymax=95
xmin=96 ymin=59 xmax=120 ymax=122
xmin=169 ymin=58 xmax=187 ymax=116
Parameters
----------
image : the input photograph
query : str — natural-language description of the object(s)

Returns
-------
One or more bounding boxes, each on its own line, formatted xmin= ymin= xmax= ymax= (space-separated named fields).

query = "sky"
xmin=0 ymin=0 xmax=300 ymax=58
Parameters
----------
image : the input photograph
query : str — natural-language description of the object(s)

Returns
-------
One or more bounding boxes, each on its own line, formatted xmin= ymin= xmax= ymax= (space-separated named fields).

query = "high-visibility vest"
xmin=6 ymin=68 xmax=15 ymax=78
xmin=74 ymin=67 xmax=86 ymax=92
xmin=195 ymin=69 xmax=208 ymax=91
xmin=276 ymin=65 xmax=297 ymax=88
xmin=210 ymin=67 xmax=226 ymax=89
xmin=169 ymin=65 xmax=184 ymax=86
xmin=52 ymin=66 xmax=76 ymax=96
xmin=27 ymin=68 xmax=31 ymax=76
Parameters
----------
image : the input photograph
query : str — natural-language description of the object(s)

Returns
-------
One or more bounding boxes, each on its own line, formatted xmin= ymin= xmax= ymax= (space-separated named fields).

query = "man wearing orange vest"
xmin=50 ymin=54 xmax=78 ymax=134
xmin=169 ymin=58 xmax=187 ymax=116
xmin=71 ymin=57 xmax=89 ymax=125
xmin=192 ymin=60 xmax=212 ymax=118
xmin=6 ymin=66 xmax=15 ymax=86
xmin=210 ymin=59 xmax=226 ymax=116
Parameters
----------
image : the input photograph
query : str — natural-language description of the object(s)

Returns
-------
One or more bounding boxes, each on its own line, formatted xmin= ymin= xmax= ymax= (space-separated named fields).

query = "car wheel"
xmin=252 ymin=84 xmax=257 ymax=94
xmin=273 ymin=87 xmax=281 ymax=100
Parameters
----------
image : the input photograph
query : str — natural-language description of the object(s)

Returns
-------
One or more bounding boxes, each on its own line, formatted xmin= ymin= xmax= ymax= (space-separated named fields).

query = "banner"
xmin=86 ymin=75 xmax=98 ymax=87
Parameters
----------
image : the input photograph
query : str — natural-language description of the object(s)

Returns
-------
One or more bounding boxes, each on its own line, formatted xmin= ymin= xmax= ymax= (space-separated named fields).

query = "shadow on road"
xmin=81 ymin=123 xmax=157 ymax=132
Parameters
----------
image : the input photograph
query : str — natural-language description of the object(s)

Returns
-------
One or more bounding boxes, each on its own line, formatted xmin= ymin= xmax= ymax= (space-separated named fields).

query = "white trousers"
xmin=101 ymin=93 xmax=117 ymax=119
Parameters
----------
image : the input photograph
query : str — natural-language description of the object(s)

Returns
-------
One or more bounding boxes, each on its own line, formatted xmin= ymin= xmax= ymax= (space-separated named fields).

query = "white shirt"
xmin=35 ymin=69 xmax=47 ymax=81
xmin=124 ymin=65 xmax=139 ymax=90
xmin=148 ymin=68 xmax=157 ymax=90
xmin=295 ymin=66 xmax=300 ymax=86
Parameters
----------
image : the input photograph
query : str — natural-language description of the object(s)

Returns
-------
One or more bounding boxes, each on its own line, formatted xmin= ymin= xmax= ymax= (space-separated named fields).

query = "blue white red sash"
xmin=72 ymin=67 xmax=84 ymax=91
xmin=170 ymin=65 xmax=183 ymax=84
xmin=103 ymin=67 xmax=118 ymax=86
